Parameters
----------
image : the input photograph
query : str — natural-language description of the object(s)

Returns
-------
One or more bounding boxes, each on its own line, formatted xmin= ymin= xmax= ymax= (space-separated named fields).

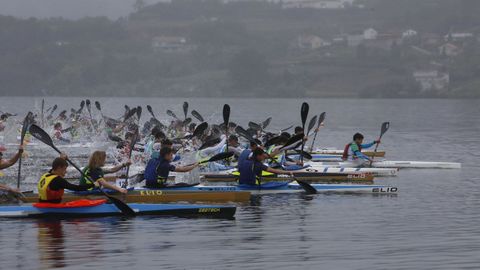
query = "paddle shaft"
xmin=369 ymin=125 xmax=388 ymax=167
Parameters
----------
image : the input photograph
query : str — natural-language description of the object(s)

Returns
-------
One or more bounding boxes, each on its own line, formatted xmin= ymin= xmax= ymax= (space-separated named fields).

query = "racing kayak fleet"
xmin=0 ymin=101 xmax=462 ymax=220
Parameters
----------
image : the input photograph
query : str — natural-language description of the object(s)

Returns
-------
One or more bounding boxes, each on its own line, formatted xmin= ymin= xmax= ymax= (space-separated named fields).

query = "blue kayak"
xmin=0 ymin=202 xmax=236 ymax=219
xmin=162 ymin=182 xmax=398 ymax=194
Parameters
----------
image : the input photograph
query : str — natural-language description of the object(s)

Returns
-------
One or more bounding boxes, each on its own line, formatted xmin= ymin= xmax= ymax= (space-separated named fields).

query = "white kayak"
xmin=305 ymin=164 xmax=398 ymax=176
xmin=311 ymin=160 xmax=461 ymax=169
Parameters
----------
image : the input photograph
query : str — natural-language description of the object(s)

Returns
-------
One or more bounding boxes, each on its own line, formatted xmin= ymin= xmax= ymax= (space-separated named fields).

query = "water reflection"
xmin=36 ymin=220 xmax=65 ymax=269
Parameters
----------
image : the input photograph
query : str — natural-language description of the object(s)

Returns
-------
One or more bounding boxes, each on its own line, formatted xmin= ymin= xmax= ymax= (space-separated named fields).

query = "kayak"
xmin=312 ymin=161 xmax=462 ymax=169
xmin=305 ymin=164 xmax=398 ymax=176
xmin=18 ymin=187 xmax=251 ymax=204
xmin=0 ymin=200 xmax=236 ymax=219
xmin=169 ymin=182 xmax=398 ymax=195
xmin=313 ymin=149 xmax=386 ymax=157
xmin=201 ymin=170 xmax=375 ymax=183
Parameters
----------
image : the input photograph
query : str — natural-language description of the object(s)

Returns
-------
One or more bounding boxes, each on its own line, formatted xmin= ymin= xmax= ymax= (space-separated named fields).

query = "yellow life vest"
xmin=38 ymin=173 xmax=64 ymax=201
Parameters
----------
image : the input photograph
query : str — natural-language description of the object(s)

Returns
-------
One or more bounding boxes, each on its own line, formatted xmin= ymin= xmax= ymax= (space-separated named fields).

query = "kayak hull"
xmin=201 ymin=171 xmax=375 ymax=183
xmin=0 ymin=203 xmax=236 ymax=219
xmin=306 ymin=164 xmax=398 ymax=176
xmin=19 ymin=189 xmax=251 ymax=204
xmin=313 ymin=149 xmax=385 ymax=157
xmin=181 ymin=183 xmax=398 ymax=195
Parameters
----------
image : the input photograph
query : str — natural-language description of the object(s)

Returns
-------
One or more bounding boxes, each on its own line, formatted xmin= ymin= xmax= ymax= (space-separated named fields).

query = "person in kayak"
xmin=238 ymin=148 xmax=293 ymax=186
xmin=52 ymin=123 xmax=71 ymax=143
xmin=0 ymin=145 xmax=24 ymax=195
xmin=79 ymin=151 xmax=129 ymax=193
xmin=144 ymin=146 xmax=198 ymax=188
xmin=38 ymin=155 xmax=96 ymax=203
xmin=238 ymin=141 xmax=262 ymax=168
xmin=342 ymin=133 xmax=380 ymax=163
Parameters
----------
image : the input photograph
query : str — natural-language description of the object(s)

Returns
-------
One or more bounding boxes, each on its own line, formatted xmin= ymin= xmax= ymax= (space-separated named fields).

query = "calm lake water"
xmin=0 ymin=97 xmax=479 ymax=270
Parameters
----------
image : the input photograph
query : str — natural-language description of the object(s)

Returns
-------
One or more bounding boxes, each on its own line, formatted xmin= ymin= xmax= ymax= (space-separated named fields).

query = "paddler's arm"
xmin=0 ymin=184 xmax=21 ymax=194
xmin=0 ymin=145 xmax=24 ymax=170
xmin=49 ymin=177 xmax=95 ymax=192
xmin=360 ymin=140 xmax=379 ymax=149
xmin=104 ymin=160 xmax=131 ymax=174
xmin=174 ymin=162 xmax=199 ymax=172
xmin=266 ymin=167 xmax=294 ymax=176
xmin=96 ymin=178 xmax=128 ymax=194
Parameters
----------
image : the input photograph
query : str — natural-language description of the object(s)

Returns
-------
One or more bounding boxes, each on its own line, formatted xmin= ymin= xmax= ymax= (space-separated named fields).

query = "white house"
xmin=363 ymin=28 xmax=378 ymax=40
xmin=444 ymin=32 xmax=474 ymax=41
xmin=413 ymin=70 xmax=449 ymax=92
xmin=402 ymin=29 xmax=418 ymax=39
xmin=152 ymin=36 xmax=192 ymax=53
xmin=297 ymin=35 xmax=331 ymax=49
xmin=439 ymin=43 xmax=462 ymax=57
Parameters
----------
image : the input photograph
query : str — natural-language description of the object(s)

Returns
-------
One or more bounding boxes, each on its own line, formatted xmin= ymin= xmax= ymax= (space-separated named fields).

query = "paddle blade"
xmin=183 ymin=117 xmax=192 ymax=126
xmin=124 ymin=108 xmax=137 ymax=122
xmin=380 ymin=122 xmax=390 ymax=137
xmin=199 ymin=137 xmax=221 ymax=150
xmin=95 ymin=101 xmax=101 ymax=111
xmin=183 ymin=101 xmax=189 ymax=119
xmin=166 ymin=110 xmax=177 ymax=119
xmin=222 ymin=104 xmax=230 ymax=126
xmin=280 ymin=125 xmax=293 ymax=132
xmin=20 ymin=112 xmax=33 ymax=142
xmin=193 ymin=122 xmax=208 ymax=138
xmin=248 ymin=122 xmax=261 ymax=131
xmin=29 ymin=124 xmax=54 ymax=148
xmin=235 ymin=126 xmax=255 ymax=143
xmin=191 ymin=110 xmax=204 ymax=122
xmin=50 ymin=105 xmax=58 ymax=114
xmin=307 ymin=115 xmax=318 ymax=135
xmin=295 ymin=150 xmax=312 ymax=160
xmin=107 ymin=194 xmax=136 ymax=216
xmin=317 ymin=112 xmax=326 ymax=127
xmin=262 ymin=117 xmax=272 ymax=129
xmin=281 ymin=133 xmax=304 ymax=150
xmin=301 ymin=102 xmax=309 ymax=127
xmin=206 ymin=152 xmax=234 ymax=163
xmin=86 ymin=99 xmax=91 ymax=108
xmin=296 ymin=179 xmax=317 ymax=194
xmin=265 ymin=136 xmax=282 ymax=148
xmin=147 ymin=105 xmax=155 ymax=118
xmin=136 ymin=106 xmax=142 ymax=120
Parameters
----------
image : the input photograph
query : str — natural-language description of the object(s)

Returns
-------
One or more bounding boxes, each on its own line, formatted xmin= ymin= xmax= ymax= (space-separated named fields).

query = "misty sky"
xmin=0 ymin=0 xmax=167 ymax=19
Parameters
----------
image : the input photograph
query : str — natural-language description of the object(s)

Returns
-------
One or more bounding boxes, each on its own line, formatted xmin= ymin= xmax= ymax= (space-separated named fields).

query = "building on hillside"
xmin=296 ymin=35 xmax=331 ymax=49
xmin=363 ymin=28 xmax=378 ymax=40
xmin=438 ymin=43 xmax=462 ymax=57
xmin=152 ymin=36 xmax=193 ymax=53
xmin=402 ymin=29 xmax=418 ymax=39
xmin=421 ymin=33 xmax=442 ymax=47
xmin=444 ymin=32 xmax=474 ymax=42
xmin=413 ymin=70 xmax=449 ymax=92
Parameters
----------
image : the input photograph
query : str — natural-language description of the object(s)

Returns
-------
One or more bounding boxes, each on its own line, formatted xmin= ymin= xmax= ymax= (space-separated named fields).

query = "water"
xmin=0 ymin=97 xmax=479 ymax=270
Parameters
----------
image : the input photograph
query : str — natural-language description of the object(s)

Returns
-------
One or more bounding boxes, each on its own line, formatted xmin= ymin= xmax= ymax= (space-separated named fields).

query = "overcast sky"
xmin=0 ymin=0 xmax=167 ymax=19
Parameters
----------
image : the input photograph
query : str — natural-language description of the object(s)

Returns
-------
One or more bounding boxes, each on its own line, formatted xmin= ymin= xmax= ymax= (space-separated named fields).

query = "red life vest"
xmin=342 ymin=143 xmax=362 ymax=160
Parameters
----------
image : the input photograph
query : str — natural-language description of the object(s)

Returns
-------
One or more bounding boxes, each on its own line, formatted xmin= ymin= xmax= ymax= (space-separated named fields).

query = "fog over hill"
xmin=0 ymin=0 xmax=166 ymax=19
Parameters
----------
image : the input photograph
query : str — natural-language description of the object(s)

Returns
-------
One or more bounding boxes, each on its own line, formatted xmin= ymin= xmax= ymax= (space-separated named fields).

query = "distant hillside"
xmin=0 ymin=0 xmax=165 ymax=19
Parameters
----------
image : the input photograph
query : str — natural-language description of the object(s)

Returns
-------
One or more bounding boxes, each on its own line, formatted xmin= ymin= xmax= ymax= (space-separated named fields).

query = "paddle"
xmin=198 ymin=137 xmax=221 ymax=150
xmin=223 ymin=104 xmax=230 ymax=153
xmin=248 ymin=122 xmax=262 ymax=132
xmin=291 ymin=149 xmax=313 ymax=160
xmin=166 ymin=110 xmax=178 ymax=119
xmin=41 ymin=99 xmax=45 ymax=127
xmin=28 ymin=124 xmax=135 ymax=216
xmin=309 ymin=112 xmax=326 ymax=152
xmin=307 ymin=115 xmax=317 ymax=136
xmin=17 ymin=112 xmax=33 ymax=189
xmin=183 ymin=117 xmax=192 ymax=127
xmin=193 ymin=122 xmax=208 ymax=138
xmin=187 ymin=152 xmax=234 ymax=166
xmin=235 ymin=126 xmax=256 ymax=143
xmin=294 ymin=177 xmax=317 ymax=195
xmin=147 ymin=105 xmax=156 ymax=119
xmin=191 ymin=110 xmax=204 ymax=122
xmin=124 ymin=107 xmax=137 ymax=122
xmin=300 ymin=102 xmax=309 ymax=163
xmin=262 ymin=117 xmax=272 ymax=130
xmin=183 ymin=102 xmax=189 ymax=120
xmin=136 ymin=106 xmax=142 ymax=122
xmin=77 ymin=100 xmax=85 ymax=114
xmin=280 ymin=133 xmax=304 ymax=150
xmin=122 ymin=129 xmax=139 ymax=188
xmin=280 ymin=125 xmax=293 ymax=133
xmin=369 ymin=122 xmax=390 ymax=167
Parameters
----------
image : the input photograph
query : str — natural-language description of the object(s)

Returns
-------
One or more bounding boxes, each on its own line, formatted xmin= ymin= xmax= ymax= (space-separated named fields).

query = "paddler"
xmin=79 ymin=151 xmax=129 ymax=193
xmin=238 ymin=148 xmax=293 ymax=186
xmin=144 ymin=146 xmax=198 ymax=188
xmin=52 ymin=123 xmax=71 ymax=143
xmin=342 ymin=133 xmax=380 ymax=164
xmin=0 ymin=144 xmax=24 ymax=195
xmin=38 ymin=155 xmax=97 ymax=203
